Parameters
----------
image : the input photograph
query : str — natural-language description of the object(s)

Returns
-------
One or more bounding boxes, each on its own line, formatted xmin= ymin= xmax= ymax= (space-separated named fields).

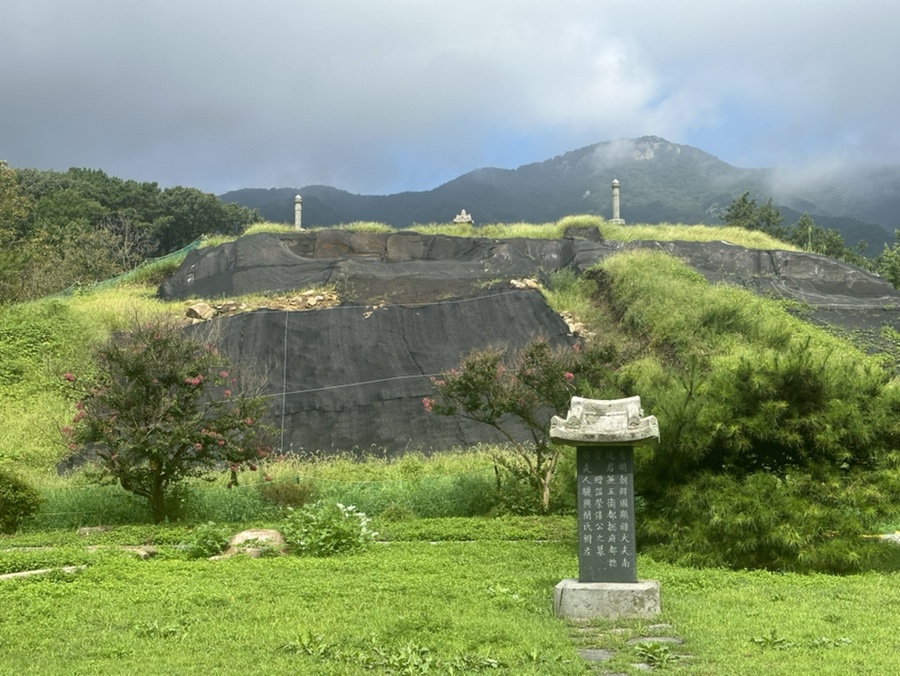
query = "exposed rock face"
xmin=158 ymin=230 xmax=900 ymax=456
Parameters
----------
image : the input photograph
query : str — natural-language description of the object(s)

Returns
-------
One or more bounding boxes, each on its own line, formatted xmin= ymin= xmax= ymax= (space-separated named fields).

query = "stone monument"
xmin=453 ymin=209 xmax=473 ymax=225
xmin=550 ymin=395 xmax=660 ymax=620
xmin=294 ymin=194 xmax=303 ymax=230
xmin=610 ymin=179 xmax=625 ymax=224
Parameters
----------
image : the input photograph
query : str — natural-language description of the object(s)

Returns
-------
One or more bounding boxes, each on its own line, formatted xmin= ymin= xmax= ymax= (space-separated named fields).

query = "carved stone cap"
xmin=550 ymin=395 xmax=659 ymax=447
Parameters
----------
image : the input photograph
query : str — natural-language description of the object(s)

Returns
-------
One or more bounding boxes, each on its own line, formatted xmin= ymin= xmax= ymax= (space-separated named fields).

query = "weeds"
xmin=633 ymin=641 xmax=680 ymax=667
xmin=750 ymin=629 xmax=796 ymax=650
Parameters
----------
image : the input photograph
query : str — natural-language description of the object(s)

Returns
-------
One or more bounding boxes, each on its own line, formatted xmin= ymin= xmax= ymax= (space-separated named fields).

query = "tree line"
xmin=0 ymin=162 xmax=260 ymax=303
xmin=720 ymin=190 xmax=900 ymax=285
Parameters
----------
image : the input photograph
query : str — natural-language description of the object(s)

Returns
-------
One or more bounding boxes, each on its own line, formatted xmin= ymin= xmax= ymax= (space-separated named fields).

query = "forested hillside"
xmin=0 ymin=162 xmax=260 ymax=303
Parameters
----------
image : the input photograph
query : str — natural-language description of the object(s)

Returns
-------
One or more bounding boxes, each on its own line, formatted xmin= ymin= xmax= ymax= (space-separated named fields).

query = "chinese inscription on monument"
xmin=577 ymin=446 xmax=635 ymax=582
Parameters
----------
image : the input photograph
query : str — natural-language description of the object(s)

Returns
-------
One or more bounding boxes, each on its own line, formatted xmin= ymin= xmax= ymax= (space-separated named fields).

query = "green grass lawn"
xmin=2 ymin=521 xmax=900 ymax=675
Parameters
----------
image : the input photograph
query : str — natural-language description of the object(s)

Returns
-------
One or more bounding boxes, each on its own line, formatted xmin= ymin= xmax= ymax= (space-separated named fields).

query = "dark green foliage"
xmin=63 ymin=315 xmax=274 ymax=522
xmin=1 ymin=166 xmax=260 ymax=303
xmin=721 ymin=192 xmax=870 ymax=267
xmin=701 ymin=341 xmax=892 ymax=476
xmin=638 ymin=471 xmax=899 ymax=573
xmin=156 ymin=186 xmax=258 ymax=252
xmin=0 ymin=468 xmax=42 ymax=533
xmin=721 ymin=191 xmax=784 ymax=233
xmin=873 ymin=229 xmax=900 ymax=288
xmin=427 ymin=336 xmax=618 ymax=511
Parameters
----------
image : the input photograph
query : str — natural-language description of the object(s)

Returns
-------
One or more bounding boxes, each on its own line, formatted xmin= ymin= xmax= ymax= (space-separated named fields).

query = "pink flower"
xmin=564 ymin=372 xmax=575 ymax=382
xmin=244 ymin=418 xmax=253 ymax=426
xmin=194 ymin=442 xmax=203 ymax=451
xmin=219 ymin=370 xmax=229 ymax=378
xmin=217 ymin=439 xmax=225 ymax=446
xmin=61 ymin=425 xmax=73 ymax=437
xmin=63 ymin=373 xmax=76 ymax=382
xmin=422 ymin=397 xmax=434 ymax=412
xmin=223 ymin=389 xmax=232 ymax=397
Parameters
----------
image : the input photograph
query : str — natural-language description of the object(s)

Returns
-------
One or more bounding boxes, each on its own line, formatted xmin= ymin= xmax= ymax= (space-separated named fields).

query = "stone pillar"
xmin=550 ymin=396 xmax=660 ymax=620
xmin=294 ymin=194 xmax=303 ymax=230
xmin=610 ymin=179 xmax=625 ymax=224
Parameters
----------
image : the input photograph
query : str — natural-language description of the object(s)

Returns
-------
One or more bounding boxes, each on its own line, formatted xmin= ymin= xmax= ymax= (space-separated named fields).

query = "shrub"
xmin=281 ymin=502 xmax=376 ymax=557
xmin=183 ymin=521 xmax=232 ymax=559
xmin=0 ymin=468 xmax=42 ymax=533
xmin=638 ymin=470 xmax=900 ymax=573
xmin=62 ymin=314 xmax=274 ymax=522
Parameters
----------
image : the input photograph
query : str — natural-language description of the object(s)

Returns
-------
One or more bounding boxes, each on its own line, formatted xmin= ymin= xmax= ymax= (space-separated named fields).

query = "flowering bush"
xmin=281 ymin=501 xmax=376 ymax=557
xmin=426 ymin=336 xmax=618 ymax=511
xmin=61 ymin=315 xmax=274 ymax=522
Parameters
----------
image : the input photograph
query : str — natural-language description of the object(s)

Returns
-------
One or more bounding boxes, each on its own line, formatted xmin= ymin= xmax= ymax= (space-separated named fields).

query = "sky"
xmin=2 ymin=1 xmax=899 ymax=196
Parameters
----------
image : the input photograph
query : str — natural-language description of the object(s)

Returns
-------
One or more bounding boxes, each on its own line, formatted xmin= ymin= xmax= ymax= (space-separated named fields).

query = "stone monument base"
xmin=553 ymin=579 xmax=660 ymax=620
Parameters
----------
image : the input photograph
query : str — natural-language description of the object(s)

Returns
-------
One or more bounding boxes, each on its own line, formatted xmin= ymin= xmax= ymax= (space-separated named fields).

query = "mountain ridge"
xmin=220 ymin=136 xmax=896 ymax=254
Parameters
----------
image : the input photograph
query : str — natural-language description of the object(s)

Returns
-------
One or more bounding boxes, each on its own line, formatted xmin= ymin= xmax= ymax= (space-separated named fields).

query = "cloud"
xmin=1 ymin=0 xmax=899 ymax=195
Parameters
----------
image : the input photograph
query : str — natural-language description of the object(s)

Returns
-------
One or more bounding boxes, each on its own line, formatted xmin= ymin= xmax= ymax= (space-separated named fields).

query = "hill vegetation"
xmin=0 ymin=161 xmax=260 ymax=304
xmin=2 ymin=213 xmax=900 ymax=574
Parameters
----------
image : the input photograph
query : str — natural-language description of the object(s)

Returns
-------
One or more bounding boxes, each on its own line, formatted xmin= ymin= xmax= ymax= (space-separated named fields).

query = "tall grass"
xmin=600 ymin=221 xmax=796 ymax=250
xmin=18 ymin=449 xmax=518 ymax=529
xmin=598 ymin=249 xmax=870 ymax=361
xmin=192 ymin=214 xmax=796 ymax=253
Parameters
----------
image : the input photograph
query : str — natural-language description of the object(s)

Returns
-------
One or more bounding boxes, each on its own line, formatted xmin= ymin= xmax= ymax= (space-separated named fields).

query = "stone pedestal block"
xmin=553 ymin=579 xmax=661 ymax=620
